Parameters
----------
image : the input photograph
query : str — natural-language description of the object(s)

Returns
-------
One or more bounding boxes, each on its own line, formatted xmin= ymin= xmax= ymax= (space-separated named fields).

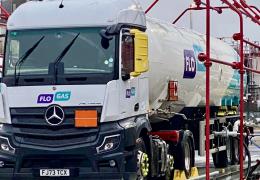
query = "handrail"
xmin=145 ymin=0 xmax=160 ymax=14
xmin=243 ymin=39 xmax=260 ymax=50
xmin=240 ymin=0 xmax=260 ymax=20
xmin=173 ymin=1 xmax=260 ymax=25
xmin=233 ymin=0 xmax=260 ymax=25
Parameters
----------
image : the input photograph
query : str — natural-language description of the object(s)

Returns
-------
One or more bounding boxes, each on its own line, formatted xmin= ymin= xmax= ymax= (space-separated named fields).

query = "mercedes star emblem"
xmin=45 ymin=105 xmax=65 ymax=126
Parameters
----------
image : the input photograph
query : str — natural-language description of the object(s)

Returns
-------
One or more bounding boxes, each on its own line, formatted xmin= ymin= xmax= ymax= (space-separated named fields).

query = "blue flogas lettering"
xmin=55 ymin=91 xmax=71 ymax=101
xmin=37 ymin=91 xmax=71 ymax=103
xmin=183 ymin=50 xmax=196 ymax=79
xmin=193 ymin=44 xmax=206 ymax=72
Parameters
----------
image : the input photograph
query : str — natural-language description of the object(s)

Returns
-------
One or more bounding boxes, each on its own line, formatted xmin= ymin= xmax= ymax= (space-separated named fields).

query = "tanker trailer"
xmin=145 ymin=17 xmax=244 ymax=173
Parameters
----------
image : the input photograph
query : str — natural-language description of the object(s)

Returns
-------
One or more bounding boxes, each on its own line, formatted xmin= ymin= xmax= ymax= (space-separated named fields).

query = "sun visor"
xmin=117 ymin=9 xmax=146 ymax=28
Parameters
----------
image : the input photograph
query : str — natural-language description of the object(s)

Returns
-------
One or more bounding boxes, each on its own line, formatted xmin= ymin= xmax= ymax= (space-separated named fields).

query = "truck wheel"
xmin=212 ymin=150 xmax=228 ymax=168
xmin=164 ymin=154 xmax=174 ymax=180
xmin=136 ymin=137 xmax=149 ymax=180
xmin=228 ymin=137 xmax=237 ymax=165
xmin=174 ymin=131 xmax=195 ymax=178
xmin=232 ymin=136 xmax=248 ymax=164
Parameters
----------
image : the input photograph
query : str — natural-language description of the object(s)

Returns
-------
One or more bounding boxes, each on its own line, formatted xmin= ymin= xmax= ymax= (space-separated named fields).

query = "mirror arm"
xmin=121 ymin=71 xmax=130 ymax=81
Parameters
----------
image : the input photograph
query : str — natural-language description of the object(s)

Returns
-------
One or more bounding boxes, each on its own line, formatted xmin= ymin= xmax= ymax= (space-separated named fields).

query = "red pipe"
xmin=243 ymin=39 xmax=260 ymax=50
xmin=240 ymin=0 xmax=260 ymax=20
xmin=233 ymin=0 xmax=260 ymax=24
xmin=220 ymin=1 xmax=245 ymax=179
xmin=0 ymin=5 xmax=10 ymax=20
xmin=200 ymin=1 xmax=225 ymax=12
xmin=145 ymin=0 xmax=159 ymax=14
xmin=210 ymin=58 xmax=239 ymax=69
xmin=173 ymin=6 xmax=224 ymax=24
xmin=205 ymin=1 xmax=211 ymax=179
xmin=173 ymin=7 xmax=201 ymax=24
xmin=199 ymin=55 xmax=260 ymax=74
xmin=244 ymin=67 xmax=260 ymax=74
xmin=250 ymin=6 xmax=260 ymax=14
xmin=172 ymin=4 xmax=255 ymax=24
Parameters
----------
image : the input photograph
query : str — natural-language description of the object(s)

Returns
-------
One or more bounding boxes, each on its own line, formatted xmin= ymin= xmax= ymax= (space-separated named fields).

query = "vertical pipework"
xmin=238 ymin=15 xmax=245 ymax=180
xmin=205 ymin=0 xmax=211 ymax=180
xmin=227 ymin=0 xmax=245 ymax=177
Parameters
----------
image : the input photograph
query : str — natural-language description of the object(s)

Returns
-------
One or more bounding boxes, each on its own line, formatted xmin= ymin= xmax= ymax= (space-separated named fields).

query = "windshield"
xmin=3 ymin=27 xmax=116 ymax=85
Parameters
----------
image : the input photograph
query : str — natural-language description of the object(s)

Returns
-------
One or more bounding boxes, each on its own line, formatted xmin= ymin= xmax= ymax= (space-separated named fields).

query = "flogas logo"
xmin=183 ymin=49 xmax=196 ymax=79
xmin=193 ymin=44 xmax=206 ymax=72
xmin=126 ymin=87 xmax=136 ymax=98
xmin=37 ymin=91 xmax=71 ymax=104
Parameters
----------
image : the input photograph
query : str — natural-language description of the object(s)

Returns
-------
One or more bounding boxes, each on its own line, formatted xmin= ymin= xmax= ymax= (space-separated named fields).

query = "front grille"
xmin=21 ymin=155 xmax=91 ymax=168
xmin=10 ymin=107 xmax=102 ymax=147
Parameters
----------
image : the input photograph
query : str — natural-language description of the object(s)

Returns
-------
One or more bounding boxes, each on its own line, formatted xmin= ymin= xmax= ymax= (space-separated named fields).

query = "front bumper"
xmin=0 ymin=121 xmax=138 ymax=179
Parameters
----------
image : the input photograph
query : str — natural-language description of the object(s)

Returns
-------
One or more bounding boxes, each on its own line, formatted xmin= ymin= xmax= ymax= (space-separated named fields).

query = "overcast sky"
xmin=139 ymin=0 xmax=260 ymax=42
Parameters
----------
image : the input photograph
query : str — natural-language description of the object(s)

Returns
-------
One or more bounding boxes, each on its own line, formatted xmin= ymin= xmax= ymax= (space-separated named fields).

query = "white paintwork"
xmin=6 ymin=85 xmax=106 ymax=108
xmin=7 ymin=0 xmax=145 ymax=30
xmin=0 ymin=84 xmax=11 ymax=124
xmin=1 ymin=0 xmax=242 ymax=124
xmin=116 ymin=29 xmax=149 ymax=121
xmin=147 ymin=18 xmax=240 ymax=109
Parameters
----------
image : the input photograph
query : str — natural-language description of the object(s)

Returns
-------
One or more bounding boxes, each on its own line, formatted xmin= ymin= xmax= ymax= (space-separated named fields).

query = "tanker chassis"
xmin=0 ymin=0 xmax=247 ymax=179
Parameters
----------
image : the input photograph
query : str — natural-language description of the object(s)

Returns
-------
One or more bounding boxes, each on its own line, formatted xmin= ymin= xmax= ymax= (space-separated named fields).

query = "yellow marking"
xmin=190 ymin=167 xmax=199 ymax=178
xmin=174 ymin=170 xmax=187 ymax=180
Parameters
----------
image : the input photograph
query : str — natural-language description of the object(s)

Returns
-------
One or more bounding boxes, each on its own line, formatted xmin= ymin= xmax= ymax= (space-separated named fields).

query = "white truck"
xmin=0 ymin=0 xmax=247 ymax=179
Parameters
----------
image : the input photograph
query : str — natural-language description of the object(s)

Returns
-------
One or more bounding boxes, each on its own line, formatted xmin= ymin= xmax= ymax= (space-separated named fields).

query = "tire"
xmin=212 ymin=150 xmax=228 ymax=168
xmin=164 ymin=144 xmax=174 ymax=180
xmin=136 ymin=137 xmax=149 ymax=180
xmin=174 ymin=131 xmax=195 ymax=178
xmin=232 ymin=137 xmax=248 ymax=164
xmin=228 ymin=137 xmax=238 ymax=165
xmin=231 ymin=137 xmax=239 ymax=164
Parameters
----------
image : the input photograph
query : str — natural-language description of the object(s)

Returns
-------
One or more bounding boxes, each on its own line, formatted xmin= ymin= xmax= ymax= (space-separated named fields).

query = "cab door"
xmin=119 ymin=29 xmax=139 ymax=118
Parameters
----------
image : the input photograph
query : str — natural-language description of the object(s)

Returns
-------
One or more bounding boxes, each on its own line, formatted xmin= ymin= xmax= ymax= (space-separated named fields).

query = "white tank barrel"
xmin=146 ymin=18 xmax=241 ymax=111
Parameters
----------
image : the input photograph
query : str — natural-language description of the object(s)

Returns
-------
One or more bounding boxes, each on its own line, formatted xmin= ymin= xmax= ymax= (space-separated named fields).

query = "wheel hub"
xmin=137 ymin=150 xmax=149 ymax=178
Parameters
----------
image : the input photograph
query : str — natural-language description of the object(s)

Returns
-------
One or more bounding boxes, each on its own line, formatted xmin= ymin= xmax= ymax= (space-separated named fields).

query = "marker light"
xmin=0 ymin=137 xmax=15 ymax=154
xmin=96 ymin=135 xmax=120 ymax=154
xmin=109 ymin=160 xmax=116 ymax=167
xmin=0 ymin=161 xmax=4 ymax=168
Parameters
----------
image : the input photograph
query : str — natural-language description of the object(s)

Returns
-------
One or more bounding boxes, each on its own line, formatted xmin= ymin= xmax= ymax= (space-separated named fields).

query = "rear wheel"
xmin=232 ymin=136 xmax=248 ymax=164
xmin=136 ymin=137 xmax=149 ymax=180
xmin=174 ymin=131 xmax=195 ymax=178
xmin=212 ymin=150 xmax=228 ymax=168
xmin=164 ymin=145 xmax=174 ymax=180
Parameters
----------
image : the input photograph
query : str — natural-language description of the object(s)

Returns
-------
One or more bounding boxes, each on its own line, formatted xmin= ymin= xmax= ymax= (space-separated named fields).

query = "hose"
xmin=250 ymin=137 xmax=260 ymax=149
xmin=235 ymin=137 xmax=251 ymax=179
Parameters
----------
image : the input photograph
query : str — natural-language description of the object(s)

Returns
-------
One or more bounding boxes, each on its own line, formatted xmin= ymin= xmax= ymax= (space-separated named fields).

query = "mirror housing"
xmin=130 ymin=29 xmax=149 ymax=77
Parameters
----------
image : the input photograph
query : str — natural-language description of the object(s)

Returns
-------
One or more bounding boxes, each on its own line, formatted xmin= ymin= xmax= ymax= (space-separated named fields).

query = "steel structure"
xmin=146 ymin=0 xmax=260 ymax=179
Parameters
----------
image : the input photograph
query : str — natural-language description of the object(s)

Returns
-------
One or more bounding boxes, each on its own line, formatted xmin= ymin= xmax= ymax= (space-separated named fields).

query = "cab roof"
xmin=7 ymin=0 xmax=146 ymax=30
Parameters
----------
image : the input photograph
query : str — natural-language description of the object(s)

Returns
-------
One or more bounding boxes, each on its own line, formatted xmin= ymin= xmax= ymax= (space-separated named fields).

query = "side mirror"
xmin=100 ymin=29 xmax=113 ymax=49
xmin=130 ymin=29 xmax=149 ymax=77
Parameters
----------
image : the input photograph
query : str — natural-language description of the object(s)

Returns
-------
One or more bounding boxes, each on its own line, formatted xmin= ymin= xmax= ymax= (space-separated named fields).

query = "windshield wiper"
xmin=53 ymin=33 xmax=80 ymax=83
xmin=14 ymin=36 xmax=45 ymax=85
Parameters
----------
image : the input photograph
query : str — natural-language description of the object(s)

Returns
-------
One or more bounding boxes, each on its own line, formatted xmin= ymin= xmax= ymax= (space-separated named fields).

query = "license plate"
xmin=40 ymin=169 xmax=70 ymax=177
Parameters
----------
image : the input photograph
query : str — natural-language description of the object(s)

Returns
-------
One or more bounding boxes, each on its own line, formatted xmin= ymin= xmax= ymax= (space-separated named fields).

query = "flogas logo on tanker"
xmin=183 ymin=49 xmax=196 ymax=79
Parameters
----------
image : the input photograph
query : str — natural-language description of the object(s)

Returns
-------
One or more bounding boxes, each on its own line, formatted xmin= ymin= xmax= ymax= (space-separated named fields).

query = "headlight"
xmin=0 ymin=136 xmax=15 ymax=154
xmin=96 ymin=135 xmax=120 ymax=154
